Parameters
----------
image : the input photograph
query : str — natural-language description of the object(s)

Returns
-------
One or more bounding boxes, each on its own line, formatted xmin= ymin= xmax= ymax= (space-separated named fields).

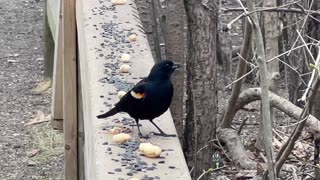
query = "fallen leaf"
xmin=27 ymin=160 xmax=37 ymax=166
xmin=27 ymin=149 xmax=40 ymax=157
xmin=33 ymin=80 xmax=51 ymax=93
xmin=25 ymin=110 xmax=49 ymax=126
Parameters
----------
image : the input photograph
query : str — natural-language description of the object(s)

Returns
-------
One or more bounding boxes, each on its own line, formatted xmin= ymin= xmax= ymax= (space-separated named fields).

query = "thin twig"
xmin=224 ymin=0 xmax=303 ymax=29
xmin=267 ymin=43 xmax=314 ymax=63
xmin=260 ymin=152 xmax=268 ymax=163
xmin=194 ymin=139 xmax=218 ymax=155
xmin=226 ymin=43 xmax=314 ymax=89
xmin=237 ymin=116 xmax=249 ymax=135
xmin=296 ymin=29 xmax=316 ymax=63
xmin=196 ymin=166 xmax=227 ymax=180
xmin=238 ymin=53 xmax=257 ymax=68
xmin=222 ymin=7 xmax=320 ymax=15
xmin=275 ymin=67 xmax=320 ymax=176
xmin=275 ymin=57 xmax=308 ymax=87
xmin=273 ymin=129 xmax=286 ymax=142
xmin=227 ymin=0 xmax=252 ymax=30
xmin=299 ymin=46 xmax=320 ymax=102
xmin=287 ymin=0 xmax=315 ymax=57
xmin=215 ymin=134 xmax=232 ymax=162
xmin=225 ymin=66 xmax=257 ymax=89
xmin=278 ymin=116 xmax=309 ymax=128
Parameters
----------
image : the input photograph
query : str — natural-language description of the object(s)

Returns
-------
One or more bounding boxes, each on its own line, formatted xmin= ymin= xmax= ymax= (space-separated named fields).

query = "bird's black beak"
xmin=172 ymin=63 xmax=182 ymax=69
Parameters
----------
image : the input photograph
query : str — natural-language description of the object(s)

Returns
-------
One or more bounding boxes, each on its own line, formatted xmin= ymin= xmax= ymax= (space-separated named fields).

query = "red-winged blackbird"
xmin=97 ymin=60 xmax=181 ymax=138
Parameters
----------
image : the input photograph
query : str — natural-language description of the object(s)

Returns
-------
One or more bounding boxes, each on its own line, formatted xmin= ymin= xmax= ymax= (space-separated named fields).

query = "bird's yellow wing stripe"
xmin=130 ymin=91 xmax=144 ymax=99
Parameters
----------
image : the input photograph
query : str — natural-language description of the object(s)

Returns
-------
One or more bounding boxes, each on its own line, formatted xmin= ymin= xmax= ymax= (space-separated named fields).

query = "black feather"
xmin=97 ymin=107 xmax=119 ymax=119
xmin=97 ymin=60 xmax=181 ymax=138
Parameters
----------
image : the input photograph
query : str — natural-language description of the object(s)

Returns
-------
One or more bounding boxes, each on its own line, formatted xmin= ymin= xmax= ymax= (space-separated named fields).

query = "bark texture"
xmin=165 ymin=0 xmax=185 ymax=145
xmin=248 ymin=1 xmax=276 ymax=178
xmin=263 ymin=0 xmax=280 ymax=90
xmin=135 ymin=0 xmax=162 ymax=61
xmin=255 ymin=0 xmax=280 ymax=151
xmin=183 ymin=0 xmax=218 ymax=178
xmin=218 ymin=128 xmax=258 ymax=170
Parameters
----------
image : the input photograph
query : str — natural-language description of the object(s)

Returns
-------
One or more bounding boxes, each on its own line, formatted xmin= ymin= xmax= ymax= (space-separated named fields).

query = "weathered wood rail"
xmin=48 ymin=0 xmax=191 ymax=179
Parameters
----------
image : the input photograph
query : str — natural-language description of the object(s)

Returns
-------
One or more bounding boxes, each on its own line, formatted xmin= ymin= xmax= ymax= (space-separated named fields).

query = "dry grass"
xmin=31 ymin=122 xmax=64 ymax=162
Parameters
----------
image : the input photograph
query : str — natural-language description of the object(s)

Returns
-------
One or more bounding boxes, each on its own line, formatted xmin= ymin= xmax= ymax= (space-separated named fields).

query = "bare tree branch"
xmin=221 ymin=19 xmax=252 ymax=128
xmin=275 ymin=51 xmax=320 ymax=176
xmin=222 ymin=7 xmax=320 ymax=15
xmin=234 ymin=88 xmax=320 ymax=133
xmin=218 ymin=128 xmax=258 ymax=170
xmin=299 ymin=47 xmax=320 ymax=102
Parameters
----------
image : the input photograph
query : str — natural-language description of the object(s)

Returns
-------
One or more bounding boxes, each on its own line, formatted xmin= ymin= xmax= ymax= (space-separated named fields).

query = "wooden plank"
xmin=76 ymin=0 xmax=191 ymax=179
xmin=51 ymin=1 xmax=63 ymax=130
xmin=44 ymin=0 xmax=55 ymax=78
xmin=47 ymin=0 xmax=60 ymax=40
xmin=62 ymin=0 xmax=78 ymax=179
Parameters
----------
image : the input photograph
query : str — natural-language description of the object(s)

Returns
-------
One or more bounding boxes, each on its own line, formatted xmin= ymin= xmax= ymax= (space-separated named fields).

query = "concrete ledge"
xmin=76 ymin=0 xmax=191 ymax=179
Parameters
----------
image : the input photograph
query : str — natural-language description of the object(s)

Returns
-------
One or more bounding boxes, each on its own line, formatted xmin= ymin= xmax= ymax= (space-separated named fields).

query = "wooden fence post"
xmin=62 ymin=0 xmax=78 ymax=179
xmin=51 ymin=0 xmax=63 ymax=130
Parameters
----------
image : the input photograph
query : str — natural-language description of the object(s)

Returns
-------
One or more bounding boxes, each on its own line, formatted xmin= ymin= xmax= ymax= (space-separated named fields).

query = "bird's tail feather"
xmin=97 ymin=107 xmax=119 ymax=119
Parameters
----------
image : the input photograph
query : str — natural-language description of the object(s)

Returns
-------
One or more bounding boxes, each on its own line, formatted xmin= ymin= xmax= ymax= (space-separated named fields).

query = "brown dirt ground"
xmin=0 ymin=0 xmax=63 ymax=179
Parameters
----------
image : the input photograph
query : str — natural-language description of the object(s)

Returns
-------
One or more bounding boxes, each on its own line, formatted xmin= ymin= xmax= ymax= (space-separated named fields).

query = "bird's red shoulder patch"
xmin=130 ymin=91 xmax=144 ymax=99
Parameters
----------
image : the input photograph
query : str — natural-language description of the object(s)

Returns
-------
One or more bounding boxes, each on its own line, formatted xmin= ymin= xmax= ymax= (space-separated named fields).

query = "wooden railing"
xmin=48 ymin=0 xmax=191 ymax=179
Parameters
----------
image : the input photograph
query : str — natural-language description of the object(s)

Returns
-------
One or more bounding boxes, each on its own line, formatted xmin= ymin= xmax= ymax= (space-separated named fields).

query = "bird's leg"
xmin=150 ymin=120 xmax=176 ymax=137
xmin=135 ymin=119 xmax=149 ymax=139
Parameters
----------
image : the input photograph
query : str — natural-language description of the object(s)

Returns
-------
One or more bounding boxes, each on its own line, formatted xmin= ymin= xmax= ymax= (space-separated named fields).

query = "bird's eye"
xmin=166 ymin=63 xmax=170 ymax=66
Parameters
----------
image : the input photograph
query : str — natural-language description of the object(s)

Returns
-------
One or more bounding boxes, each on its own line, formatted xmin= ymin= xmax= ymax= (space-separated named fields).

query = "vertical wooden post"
xmin=51 ymin=0 xmax=64 ymax=130
xmin=62 ymin=0 xmax=78 ymax=179
xmin=44 ymin=0 xmax=55 ymax=78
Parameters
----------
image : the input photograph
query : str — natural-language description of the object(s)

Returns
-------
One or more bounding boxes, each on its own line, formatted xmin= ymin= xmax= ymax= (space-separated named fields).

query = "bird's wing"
xmin=135 ymin=76 xmax=148 ymax=85
xmin=115 ymin=78 xmax=150 ymax=108
xmin=129 ymin=81 xmax=149 ymax=100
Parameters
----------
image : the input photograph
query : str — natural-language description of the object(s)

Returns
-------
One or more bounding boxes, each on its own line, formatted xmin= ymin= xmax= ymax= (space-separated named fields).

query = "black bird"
xmin=97 ymin=60 xmax=181 ymax=138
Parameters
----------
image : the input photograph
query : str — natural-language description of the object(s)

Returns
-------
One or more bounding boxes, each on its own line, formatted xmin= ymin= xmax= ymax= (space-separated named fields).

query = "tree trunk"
xmin=263 ymin=0 xmax=280 ymax=92
xmin=255 ymin=0 xmax=281 ymax=151
xmin=165 ymin=0 xmax=186 ymax=146
xmin=183 ymin=0 xmax=218 ymax=179
xmin=248 ymin=1 xmax=276 ymax=178
xmin=135 ymin=0 xmax=162 ymax=61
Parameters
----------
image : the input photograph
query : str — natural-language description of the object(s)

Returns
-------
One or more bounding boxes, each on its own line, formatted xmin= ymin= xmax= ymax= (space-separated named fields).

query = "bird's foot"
xmin=152 ymin=132 xmax=176 ymax=137
xmin=139 ymin=133 xmax=150 ymax=139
